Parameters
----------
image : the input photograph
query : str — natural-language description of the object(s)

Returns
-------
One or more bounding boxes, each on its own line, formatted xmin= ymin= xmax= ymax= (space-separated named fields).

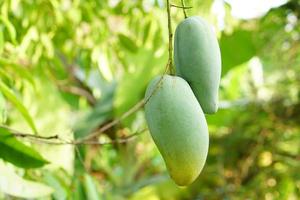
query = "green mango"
xmin=145 ymin=75 xmax=209 ymax=186
xmin=174 ymin=16 xmax=221 ymax=114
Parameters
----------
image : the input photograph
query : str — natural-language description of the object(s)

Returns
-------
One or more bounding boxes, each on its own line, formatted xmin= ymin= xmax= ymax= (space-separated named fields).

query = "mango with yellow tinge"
xmin=144 ymin=75 xmax=209 ymax=186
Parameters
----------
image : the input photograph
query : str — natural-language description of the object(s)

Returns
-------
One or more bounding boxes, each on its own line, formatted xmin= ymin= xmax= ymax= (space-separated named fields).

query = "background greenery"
xmin=0 ymin=0 xmax=300 ymax=199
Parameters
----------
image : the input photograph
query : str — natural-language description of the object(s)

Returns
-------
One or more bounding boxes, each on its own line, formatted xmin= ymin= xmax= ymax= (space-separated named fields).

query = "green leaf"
xmin=114 ymin=48 xmax=167 ymax=125
xmin=0 ymin=161 xmax=53 ymax=198
xmin=0 ymin=67 xmax=10 ymax=81
xmin=73 ymin=178 xmax=86 ymax=200
xmin=118 ymin=34 xmax=138 ymax=53
xmin=152 ymin=28 xmax=162 ymax=50
xmin=278 ymin=177 xmax=294 ymax=200
xmin=0 ymin=92 xmax=7 ymax=123
xmin=0 ymin=81 xmax=37 ymax=133
xmin=0 ymin=25 xmax=4 ymax=54
xmin=0 ymin=16 xmax=17 ymax=44
xmin=142 ymin=20 xmax=152 ymax=44
xmin=220 ymin=30 xmax=257 ymax=76
xmin=84 ymin=174 xmax=101 ymax=200
xmin=74 ymin=82 xmax=116 ymax=139
xmin=0 ymin=127 xmax=48 ymax=168
xmin=43 ymin=171 xmax=68 ymax=200
xmin=0 ymin=58 xmax=35 ymax=86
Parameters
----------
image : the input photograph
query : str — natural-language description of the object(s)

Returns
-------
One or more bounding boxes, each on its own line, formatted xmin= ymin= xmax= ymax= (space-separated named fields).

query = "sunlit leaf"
xmin=84 ymin=174 xmax=101 ymax=200
xmin=74 ymin=82 xmax=116 ymax=138
xmin=0 ymin=58 xmax=35 ymax=86
xmin=220 ymin=30 xmax=257 ymax=76
xmin=73 ymin=179 xmax=86 ymax=200
xmin=0 ymin=92 xmax=7 ymax=124
xmin=0 ymin=81 xmax=37 ymax=133
xmin=0 ymin=127 xmax=48 ymax=168
xmin=41 ymin=33 xmax=54 ymax=58
xmin=152 ymin=27 xmax=162 ymax=50
xmin=143 ymin=20 xmax=152 ymax=44
xmin=0 ymin=161 xmax=53 ymax=198
xmin=0 ymin=25 xmax=4 ymax=54
xmin=114 ymin=48 xmax=167 ymax=125
xmin=118 ymin=34 xmax=138 ymax=53
xmin=0 ymin=16 xmax=17 ymax=44
xmin=43 ymin=171 xmax=68 ymax=200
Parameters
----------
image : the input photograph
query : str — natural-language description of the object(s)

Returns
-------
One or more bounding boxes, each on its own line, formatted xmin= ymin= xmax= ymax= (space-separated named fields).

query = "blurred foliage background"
xmin=0 ymin=0 xmax=300 ymax=199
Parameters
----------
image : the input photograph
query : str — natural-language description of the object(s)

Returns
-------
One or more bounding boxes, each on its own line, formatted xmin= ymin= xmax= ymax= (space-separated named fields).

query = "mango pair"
xmin=145 ymin=16 xmax=221 ymax=186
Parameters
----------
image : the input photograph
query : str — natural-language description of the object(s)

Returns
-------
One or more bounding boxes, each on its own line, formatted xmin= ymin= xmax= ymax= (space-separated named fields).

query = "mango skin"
xmin=174 ymin=16 xmax=221 ymax=114
xmin=145 ymin=75 xmax=209 ymax=186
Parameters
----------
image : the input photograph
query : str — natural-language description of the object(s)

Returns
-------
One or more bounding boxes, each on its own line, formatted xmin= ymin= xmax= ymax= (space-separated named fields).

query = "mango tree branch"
xmin=78 ymin=99 xmax=146 ymax=142
xmin=5 ymin=124 xmax=147 ymax=146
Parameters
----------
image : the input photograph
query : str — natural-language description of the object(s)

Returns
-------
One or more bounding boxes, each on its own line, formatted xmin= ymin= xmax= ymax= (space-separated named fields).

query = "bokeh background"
xmin=0 ymin=0 xmax=300 ymax=199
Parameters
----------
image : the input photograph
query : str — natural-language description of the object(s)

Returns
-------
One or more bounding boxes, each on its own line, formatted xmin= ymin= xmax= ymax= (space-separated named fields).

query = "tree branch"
xmin=6 ymin=124 xmax=147 ymax=146
xmin=58 ymin=85 xmax=96 ymax=106
xmin=47 ymin=64 xmax=97 ymax=106
xmin=78 ymin=99 xmax=146 ymax=142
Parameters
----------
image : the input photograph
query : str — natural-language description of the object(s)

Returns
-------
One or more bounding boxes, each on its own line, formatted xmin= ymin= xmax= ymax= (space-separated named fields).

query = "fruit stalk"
xmin=166 ymin=0 xmax=174 ymax=74
xmin=181 ymin=0 xmax=187 ymax=18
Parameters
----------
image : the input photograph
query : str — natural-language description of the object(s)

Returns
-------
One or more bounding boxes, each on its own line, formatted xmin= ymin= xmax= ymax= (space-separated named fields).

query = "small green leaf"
xmin=41 ymin=33 xmax=54 ymax=58
xmin=118 ymin=34 xmax=138 ymax=53
xmin=114 ymin=48 xmax=167 ymax=125
xmin=0 ymin=92 xmax=7 ymax=123
xmin=152 ymin=28 xmax=162 ymax=50
xmin=74 ymin=82 xmax=115 ymax=139
xmin=0 ymin=81 xmax=37 ymax=133
xmin=0 ymin=16 xmax=17 ymax=44
xmin=143 ymin=20 xmax=152 ymax=44
xmin=43 ymin=171 xmax=68 ymax=200
xmin=0 ymin=58 xmax=35 ymax=86
xmin=0 ymin=25 xmax=4 ymax=54
xmin=0 ymin=67 xmax=10 ymax=80
xmin=73 ymin=178 xmax=86 ymax=200
xmin=84 ymin=174 xmax=101 ymax=200
xmin=0 ymin=127 xmax=48 ymax=168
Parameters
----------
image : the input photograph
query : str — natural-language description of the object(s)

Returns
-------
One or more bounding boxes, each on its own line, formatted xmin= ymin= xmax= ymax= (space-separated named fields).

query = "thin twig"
xmin=170 ymin=4 xmax=192 ymax=10
xmin=144 ymin=60 xmax=170 ymax=105
xmin=77 ymin=131 xmax=144 ymax=145
xmin=9 ymin=126 xmax=147 ymax=146
xmin=78 ymin=99 xmax=146 ymax=142
xmin=13 ymin=133 xmax=59 ymax=140
xmin=74 ymin=145 xmax=88 ymax=172
xmin=181 ymin=0 xmax=188 ymax=18
xmin=46 ymin=66 xmax=96 ymax=106
xmin=0 ymin=125 xmax=59 ymax=140
xmin=58 ymin=85 xmax=96 ymax=106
